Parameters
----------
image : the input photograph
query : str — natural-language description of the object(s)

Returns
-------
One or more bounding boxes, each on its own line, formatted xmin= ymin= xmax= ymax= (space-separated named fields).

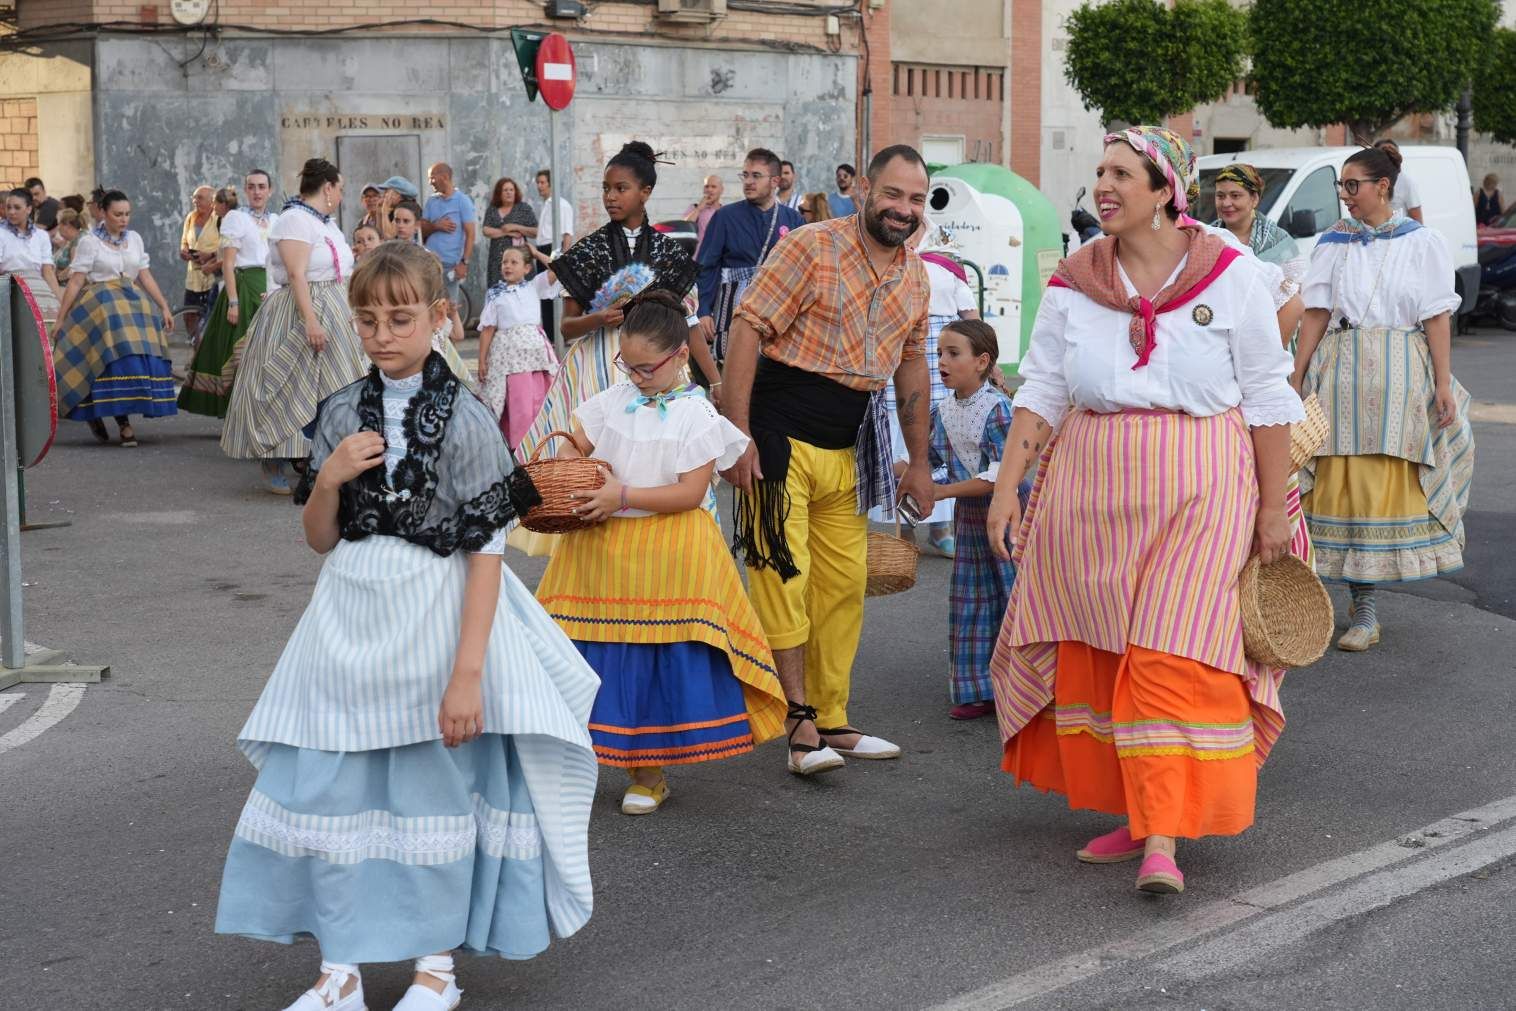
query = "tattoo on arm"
xmin=898 ymin=391 xmax=922 ymax=427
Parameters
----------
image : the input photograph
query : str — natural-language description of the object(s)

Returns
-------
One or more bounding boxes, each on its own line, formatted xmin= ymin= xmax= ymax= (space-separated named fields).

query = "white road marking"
xmin=929 ymin=794 xmax=1516 ymax=1010
xmin=0 ymin=684 xmax=85 ymax=756
xmin=0 ymin=692 xmax=26 ymax=715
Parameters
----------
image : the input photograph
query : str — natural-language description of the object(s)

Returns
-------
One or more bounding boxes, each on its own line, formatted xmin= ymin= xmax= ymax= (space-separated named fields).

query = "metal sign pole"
xmin=549 ymin=108 xmax=562 ymax=353
xmin=0 ymin=275 xmax=25 ymax=669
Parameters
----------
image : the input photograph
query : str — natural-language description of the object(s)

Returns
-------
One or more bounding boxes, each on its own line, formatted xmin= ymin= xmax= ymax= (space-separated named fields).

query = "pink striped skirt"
xmin=990 ymin=407 xmax=1290 ymax=768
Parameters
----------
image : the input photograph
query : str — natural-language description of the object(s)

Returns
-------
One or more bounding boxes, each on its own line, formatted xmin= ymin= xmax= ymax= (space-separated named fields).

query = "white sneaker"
xmin=284 ymin=963 xmax=367 ymax=1011
xmin=393 ymin=955 xmax=463 ymax=1011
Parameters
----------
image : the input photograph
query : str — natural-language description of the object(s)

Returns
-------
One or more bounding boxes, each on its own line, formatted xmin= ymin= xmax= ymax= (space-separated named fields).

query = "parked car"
xmin=1196 ymin=146 xmax=1481 ymax=317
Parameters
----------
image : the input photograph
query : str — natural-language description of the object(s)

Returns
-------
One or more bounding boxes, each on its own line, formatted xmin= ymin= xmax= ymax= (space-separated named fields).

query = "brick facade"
xmin=0 ymin=98 xmax=41 ymax=191
xmin=19 ymin=0 xmax=841 ymax=48
xmin=1007 ymin=0 xmax=1039 ymax=184
xmin=888 ymin=63 xmax=1005 ymax=165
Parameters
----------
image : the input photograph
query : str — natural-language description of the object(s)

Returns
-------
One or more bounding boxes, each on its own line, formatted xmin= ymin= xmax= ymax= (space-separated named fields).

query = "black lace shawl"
xmin=293 ymin=352 xmax=540 ymax=557
xmin=550 ymin=220 xmax=701 ymax=310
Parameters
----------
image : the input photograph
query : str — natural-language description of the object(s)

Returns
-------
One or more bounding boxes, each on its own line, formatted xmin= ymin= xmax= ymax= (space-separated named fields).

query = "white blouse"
xmin=67 ymin=231 xmax=150 ymax=282
xmin=1390 ymin=171 xmax=1423 ymax=217
xmin=218 ymin=209 xmax=278 ymax=269
xmin=573 ymin=381 xmax=747 ymax=518
xmin=0 ymin=226 xmax=53 ymax=273
xmin=480 ymin=273 xmax=559 ymax=331
xmin=1300 ymin=227 xmax=1461 ymax=329
xmin=269 ymin=208 xmax=354 ymax=287
xmin=1017 ymin=251 xmax=1303 ymax=430
xmin=1199 ymin=221 xmax=1298 ymax=310
xmin=378 ymin=369 xmax=504 ymax=554
xmin=927 ymin=260 xmax=976 ymax=318
xmin=940 ymin=382 xmax=1006 ymax=481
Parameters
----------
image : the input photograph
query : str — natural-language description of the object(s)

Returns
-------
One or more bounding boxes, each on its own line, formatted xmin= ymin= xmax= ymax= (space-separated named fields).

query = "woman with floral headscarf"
xmin=982 ymin=126 xmax=1304 ymax=895
xmin=1211 ymin=163 xmax=1307 ymax=295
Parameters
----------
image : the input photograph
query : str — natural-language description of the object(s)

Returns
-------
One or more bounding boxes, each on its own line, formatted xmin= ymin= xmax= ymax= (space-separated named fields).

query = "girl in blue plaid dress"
xmin=927 ymin=320 xmax=1021 ymax=720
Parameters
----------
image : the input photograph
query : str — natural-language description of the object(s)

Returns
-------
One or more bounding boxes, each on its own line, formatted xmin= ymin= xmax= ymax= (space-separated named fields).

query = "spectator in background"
xmin=481 ymin=176 xmax=537 ymax=288
xmin=351 ymin=223 xmax=382 ymax=260
xmin=695 ymin=147 xmax=804 ymax=380
xmin=178 ymin=185 xmax=220 ymax=340
xmin=377 ymin=175 xmax=420 ymax=240
xmin=827 ymin=163 xmax=857 ymax=218
xmin=1 ymin=186 xmax=62 ymax=324
xmin=1373 ymin=140 xmax=1423 ymax=223
xmin=87 ymin=187 xmax=107 ymax=228
xmin=391 ymin=199 xmax=424 ymax=244
xmin=53 ymin=208 xmax=82 ymax=282
xmin=777 ymin=160 xmax=803 ymax=210
xmin=533 ymin=169 xmax=574 ymax=255
xmin=799 ymin=192 xmax=832 ymax=225
xmin=1476 ymin=173 xmax=1504 ymax=226
xmin=60 ymin=193 xmax=85 ymax=216
xmin=684 ymin=174 xmax=724 ymax=250
xmin=26 ymin=177 xmax=60 ymax=232
xmin=420 ymin=162 xmax=476 ymax=306
xmin=356 ymin=182 xmax=384 ymax=233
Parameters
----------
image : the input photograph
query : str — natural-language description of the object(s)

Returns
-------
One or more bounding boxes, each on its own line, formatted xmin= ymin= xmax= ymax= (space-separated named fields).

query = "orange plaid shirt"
xmin=734 ymin=215 xmax=928 ymax=392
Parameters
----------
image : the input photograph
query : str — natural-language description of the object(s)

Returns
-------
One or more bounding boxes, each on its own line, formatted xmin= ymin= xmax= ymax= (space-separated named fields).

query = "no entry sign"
xmin=535 ymin=33 xmax=576 ymax=111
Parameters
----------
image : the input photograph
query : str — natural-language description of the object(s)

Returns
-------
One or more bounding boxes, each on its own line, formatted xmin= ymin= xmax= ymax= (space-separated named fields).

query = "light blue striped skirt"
xmin=221 ymin=535 xmax=601 ymax=959
xmin=216 ymin=735 xmax=551 ymax=963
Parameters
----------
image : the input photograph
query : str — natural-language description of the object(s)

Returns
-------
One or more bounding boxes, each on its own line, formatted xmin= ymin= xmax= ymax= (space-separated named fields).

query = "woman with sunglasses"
xmin=535 ymin=290 xmax=786 ymax=815
xmin=1291 ymin=146 xmax=1475 ymax=652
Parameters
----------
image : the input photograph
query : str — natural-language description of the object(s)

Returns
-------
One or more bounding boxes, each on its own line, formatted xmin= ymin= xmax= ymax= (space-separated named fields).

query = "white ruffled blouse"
xmin=1301 ymin=226 xmax=1461 ymax=329
xmin=1017 ymin=249 xmax=1304 ymax=431
xmin=574 ymin=381 xmax=748 ymax=518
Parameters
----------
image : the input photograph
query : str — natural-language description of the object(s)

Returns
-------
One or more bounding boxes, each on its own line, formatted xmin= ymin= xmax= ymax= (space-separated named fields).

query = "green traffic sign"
xmin=511 ymin=28 xmax=548 ymax=103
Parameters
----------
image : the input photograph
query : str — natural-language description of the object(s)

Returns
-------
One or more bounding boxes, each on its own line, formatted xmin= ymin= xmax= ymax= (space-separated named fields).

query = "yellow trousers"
xmin=745 ymin=439 xmax=867 ymax=728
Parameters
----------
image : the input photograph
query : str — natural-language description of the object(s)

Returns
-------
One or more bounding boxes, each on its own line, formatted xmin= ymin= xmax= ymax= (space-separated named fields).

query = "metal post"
xmin=1456 ymin=87 xmax=1473 ymax=163
xmin=548 ymin=109 xmax=562 ymax=353
xmin=0 ymin=276 xmax=25 ymax=669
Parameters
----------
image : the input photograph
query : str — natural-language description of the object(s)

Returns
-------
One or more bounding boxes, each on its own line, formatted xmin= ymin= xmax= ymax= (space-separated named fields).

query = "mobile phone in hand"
xmin=898 ymin=494 xmax=924 ymax=525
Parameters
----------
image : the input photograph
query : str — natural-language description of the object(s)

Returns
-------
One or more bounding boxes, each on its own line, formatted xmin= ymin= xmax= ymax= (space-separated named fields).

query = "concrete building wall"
xmin=19 ymin=0 xmax=844 ymax=48
xmin=0 ymin=40 xmax=94 ymax=196
xmin=889 ymin=0 xmax=1007 ymax=69
xmin=83 ymin=33 xmax=853 ymax=306
xmin=1038 ymin=0 xmax=1104 ymax=228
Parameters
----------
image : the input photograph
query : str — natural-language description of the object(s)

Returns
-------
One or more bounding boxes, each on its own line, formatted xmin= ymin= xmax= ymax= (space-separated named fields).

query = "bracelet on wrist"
xmin=618 ymin=485 xmax=630 ymax=512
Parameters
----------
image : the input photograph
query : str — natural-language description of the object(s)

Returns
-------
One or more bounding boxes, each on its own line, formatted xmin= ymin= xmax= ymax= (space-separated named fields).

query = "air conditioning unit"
xmin=656 ymin=0 xmax=728 ymax=23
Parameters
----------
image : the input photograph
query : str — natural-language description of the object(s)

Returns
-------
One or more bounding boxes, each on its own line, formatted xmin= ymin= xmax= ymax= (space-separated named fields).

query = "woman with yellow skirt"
xmin=1291 ymin=145 xmax=1474 ymax=652
xmin=984 ymin=127 xmax=1303 ymax=894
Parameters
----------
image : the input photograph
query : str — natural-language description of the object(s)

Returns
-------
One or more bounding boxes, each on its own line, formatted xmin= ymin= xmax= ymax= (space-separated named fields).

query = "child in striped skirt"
xmin=215 ymin=241 xmax=600 ymax=1011
xmin=926 ymin=320 xmax=1022 ymax=720
xmin=535 ymin=290 xmax=788 ymax=815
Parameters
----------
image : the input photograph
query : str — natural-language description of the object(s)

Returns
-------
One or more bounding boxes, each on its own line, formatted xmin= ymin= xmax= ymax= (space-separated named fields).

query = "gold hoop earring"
xmin=1151 ymin=204 xmax=1163 ymax=231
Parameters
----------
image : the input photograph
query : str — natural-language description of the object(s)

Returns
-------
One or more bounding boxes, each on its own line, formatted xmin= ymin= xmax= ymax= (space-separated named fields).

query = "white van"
xmin=1196 ymin=146 xmax=1481 ymax=314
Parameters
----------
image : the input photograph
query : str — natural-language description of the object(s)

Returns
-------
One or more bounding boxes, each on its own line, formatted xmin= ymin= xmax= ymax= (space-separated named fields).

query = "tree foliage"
xmin=1250 ymin=0 xmax=1499 ymax=144
xmin=1472 ymin=27 xmax=1516 ymax=146
xmin=1063 ymin=0 xmax=1247 ymax=127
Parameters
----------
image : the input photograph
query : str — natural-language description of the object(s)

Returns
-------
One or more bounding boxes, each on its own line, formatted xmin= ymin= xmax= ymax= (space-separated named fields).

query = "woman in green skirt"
xmin=179 ymin=187 xmax=270 ymax=417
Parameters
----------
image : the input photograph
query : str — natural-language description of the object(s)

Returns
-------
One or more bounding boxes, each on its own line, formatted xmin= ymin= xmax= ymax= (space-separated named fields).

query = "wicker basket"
xmin=1238 ymin=554 xmax=1333 ymax=669
xmin=518 ymin=431 xmax=608 ymax=534
xmin=1289 ymin=394 xmax=1329 ymax=471
xmin=865 ymin=519 xmax=920 ymax=597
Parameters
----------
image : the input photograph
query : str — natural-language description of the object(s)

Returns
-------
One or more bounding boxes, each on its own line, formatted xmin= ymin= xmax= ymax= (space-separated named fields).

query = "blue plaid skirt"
xmin=948 ymin=494 xmax=1017 ymax=704
xmin=54 ymin=278 xmax=176 ymax=421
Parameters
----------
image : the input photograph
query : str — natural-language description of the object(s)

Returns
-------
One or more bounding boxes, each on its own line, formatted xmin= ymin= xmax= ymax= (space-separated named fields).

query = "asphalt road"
xmin=2 ymin=327 xmax=1514 ymax=1011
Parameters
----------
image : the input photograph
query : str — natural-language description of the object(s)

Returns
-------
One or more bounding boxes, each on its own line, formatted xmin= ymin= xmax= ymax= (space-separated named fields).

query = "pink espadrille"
xmin=1076 ymin=825 xmax=1145 ymax=864
xmin=1135 ymin=851 xmax=1185 ymax=894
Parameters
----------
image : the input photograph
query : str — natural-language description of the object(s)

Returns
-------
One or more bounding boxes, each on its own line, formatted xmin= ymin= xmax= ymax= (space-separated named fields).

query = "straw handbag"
xmin=865 ymin=518 xmax=920 ymax=597
xmin=1289 ymin=394 xmax=1329 ymax=471
xmin=1238 ymin=554 xmax=1333 ymax=668
xmin=518 ymin=431 xmax=608 ymax=534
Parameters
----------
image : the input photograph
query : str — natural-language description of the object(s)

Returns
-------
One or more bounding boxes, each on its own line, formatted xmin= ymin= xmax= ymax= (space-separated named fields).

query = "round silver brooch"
xmin=1192 ymin=304 xmax=1214 ymax=326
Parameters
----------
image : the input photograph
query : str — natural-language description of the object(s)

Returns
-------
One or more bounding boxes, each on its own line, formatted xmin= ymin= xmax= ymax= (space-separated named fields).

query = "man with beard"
xmin=695 ymin=147 xmax=805 ymax=381
xmin=777 ymin=160 xmax=803 ymax=210
xmin=720 ymin=145 xmax=935 ymax=777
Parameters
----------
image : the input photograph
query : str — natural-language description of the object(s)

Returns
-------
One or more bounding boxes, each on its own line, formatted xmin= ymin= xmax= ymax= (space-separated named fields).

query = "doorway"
xmin=335 ymin=134 xmax=422 ymax=233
